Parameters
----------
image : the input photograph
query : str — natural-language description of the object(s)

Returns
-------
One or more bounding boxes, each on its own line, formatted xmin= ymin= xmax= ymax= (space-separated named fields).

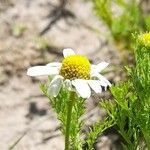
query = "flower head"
xmin=60 ymin=55 xmax=90 ymax=80
xmin=138 ymin=32 xmax=150 ymax=48
xmin=27 ymin=48 xmax=111 ymax=99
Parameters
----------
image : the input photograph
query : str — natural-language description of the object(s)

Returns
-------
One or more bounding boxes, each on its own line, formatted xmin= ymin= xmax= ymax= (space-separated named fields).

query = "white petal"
xmin=27 ymin=66 xmax=59 ymax=76
xmin=91 ymin=73 xmax=111 ymax=88
xmin=72 ymin=79 xmax=91 ymax=99
xmin=96 ymin=62 xmax=109 ymax=72
xmin=63 ymin=48 xmax=75 ymax=58
xmin=88 ymin=80 xmax=102 ymax=93
xmin=48 ymin=75 xmax=63 ymax=97
xmin=46 ymin=62 xmax=61 ymax=68
xmin=64 ymin=79 xmax=72 ymax=90
xmin=91 ymin=62 xmax=109 ymax=75
xmin=98 ymin=74 xmax=111 ymax=87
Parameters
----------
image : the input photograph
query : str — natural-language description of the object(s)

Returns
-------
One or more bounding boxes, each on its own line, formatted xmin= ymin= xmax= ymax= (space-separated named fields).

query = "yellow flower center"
xmin=139 ymin=32 xmax=150 ymax=47
xmin=60 ymin=55 xmax=90 ymax=80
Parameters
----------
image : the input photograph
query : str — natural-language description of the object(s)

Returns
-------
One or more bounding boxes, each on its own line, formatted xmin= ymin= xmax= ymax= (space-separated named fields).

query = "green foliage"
xmin=40 ymin=83 xmax=85 ymax=149
xmin=93 ymin=0 xmax=112 ymax=28
xmin=86 ymin=117 xmax=115 ymax=150
xmin=92 ymin=0 xmax=149 ymax=49
xmin=145 ymin=16 xmax=150 ymax=30
xmin=40 ymin=80 xmax=115 ymax=150
xmin=99 ymin=34 xmax=150 ymax=149
xmin=129 ymin=38 xmax=150 ymax=149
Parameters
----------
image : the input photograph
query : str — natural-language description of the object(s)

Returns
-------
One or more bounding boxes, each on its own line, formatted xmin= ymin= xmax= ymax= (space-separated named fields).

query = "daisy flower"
xmin=27 ymin=48 xmax=111 ymax=99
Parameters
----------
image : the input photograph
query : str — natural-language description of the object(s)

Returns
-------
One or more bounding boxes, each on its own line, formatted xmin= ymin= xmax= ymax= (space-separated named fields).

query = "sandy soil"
xmin=0 ymin=0 xmax=123 ymax=149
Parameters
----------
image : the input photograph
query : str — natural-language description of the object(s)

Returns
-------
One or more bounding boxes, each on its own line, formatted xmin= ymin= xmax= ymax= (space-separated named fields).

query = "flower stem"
xmin=65 ymin=91 xmax=76 ymax=150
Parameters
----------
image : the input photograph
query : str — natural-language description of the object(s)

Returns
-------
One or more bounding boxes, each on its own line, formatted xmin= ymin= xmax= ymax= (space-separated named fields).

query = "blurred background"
xmin=0 ymin=0 xmax=149 ymax=149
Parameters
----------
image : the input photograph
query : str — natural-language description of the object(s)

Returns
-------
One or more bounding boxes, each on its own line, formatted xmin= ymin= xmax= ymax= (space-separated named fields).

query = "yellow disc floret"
xmin=139 ymin=32 xmax=150 ymax=48
xmin=60 ymin=55 xmax=90 ymax=80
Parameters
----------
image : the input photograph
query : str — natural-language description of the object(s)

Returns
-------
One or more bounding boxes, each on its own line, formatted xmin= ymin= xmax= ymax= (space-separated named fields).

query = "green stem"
xmin=65 ymin=91 xmax=76 ymax=150
xmin=143 ymin=130 xmax=150 ymax=150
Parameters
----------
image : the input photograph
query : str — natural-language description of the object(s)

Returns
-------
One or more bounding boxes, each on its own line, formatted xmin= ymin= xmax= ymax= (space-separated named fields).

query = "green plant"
xmin=86 ymin=117 xmax=115 ymax=149
xmin=27 ymin=48 xmax=111 ymax=149
xmin=92 ymin=0 xmax=150 ymax=49
xmin=41 ymin=84 xmax=85 ymax=149
xmin=100 ymin=33 xmax=150 ymax=149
